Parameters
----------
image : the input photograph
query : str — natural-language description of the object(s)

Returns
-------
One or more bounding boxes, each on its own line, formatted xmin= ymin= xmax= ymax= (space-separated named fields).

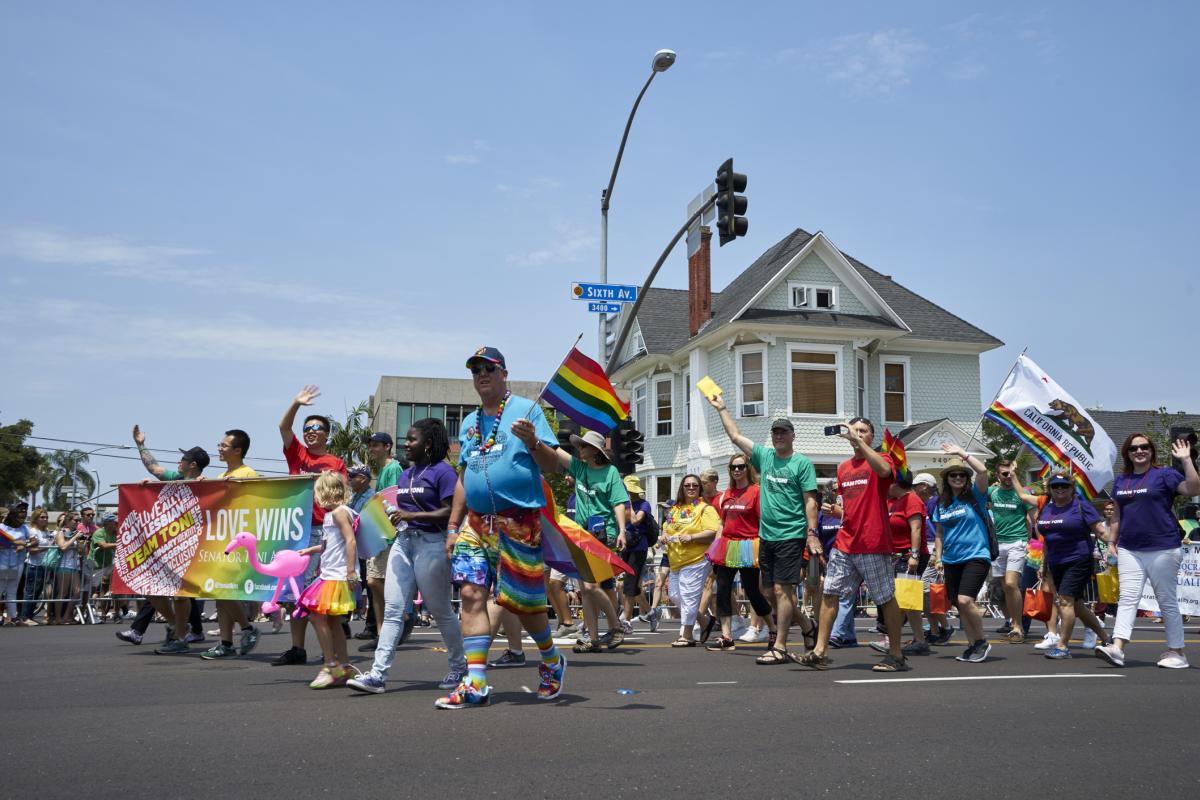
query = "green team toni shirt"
xmin=751 ymin=443 xmax=817 ymax=541
xmin=568 ymin=456 xmax=630 ymax=542
xmin=988 ymin=485 xmax=1033 ymax=543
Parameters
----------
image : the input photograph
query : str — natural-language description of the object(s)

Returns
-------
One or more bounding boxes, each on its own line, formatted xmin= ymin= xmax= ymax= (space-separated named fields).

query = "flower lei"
xmin=476 ymin=390 xmax=511 ymax=455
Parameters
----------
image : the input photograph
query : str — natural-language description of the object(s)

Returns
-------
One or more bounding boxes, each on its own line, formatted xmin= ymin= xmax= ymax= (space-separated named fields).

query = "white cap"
xmin=912 ymin=472 xmax=937 ymax=488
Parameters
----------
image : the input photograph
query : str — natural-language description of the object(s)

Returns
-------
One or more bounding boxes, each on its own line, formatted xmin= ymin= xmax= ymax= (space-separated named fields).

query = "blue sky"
xmin=2 ymin=2 xmax=1196 ymax=493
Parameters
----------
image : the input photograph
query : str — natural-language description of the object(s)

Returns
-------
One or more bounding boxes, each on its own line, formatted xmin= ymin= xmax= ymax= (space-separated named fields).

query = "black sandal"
xmin=755 ymin=648 xmax=790 ymax=665
xmin=872 ymin=654 xmax=910 ymax=672
xmin=700 ymin=615 xmax=718 ymax=644
xmin=802 ymin=620 xmax=818 ymax=652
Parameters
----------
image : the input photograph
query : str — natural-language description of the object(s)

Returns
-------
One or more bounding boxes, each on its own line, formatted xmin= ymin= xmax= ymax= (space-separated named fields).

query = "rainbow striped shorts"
xmin=451 ymin=507 xmax=546 ymax=615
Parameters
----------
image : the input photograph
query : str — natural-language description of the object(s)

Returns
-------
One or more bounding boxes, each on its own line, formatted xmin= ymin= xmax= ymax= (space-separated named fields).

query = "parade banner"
xmin=1137 ymin=543 xmax=1200 ymax=616
xmin=111 ymin=476 xmax=313 ymax=600
xmin=983 ymin=354 xmax=1117 ymax=499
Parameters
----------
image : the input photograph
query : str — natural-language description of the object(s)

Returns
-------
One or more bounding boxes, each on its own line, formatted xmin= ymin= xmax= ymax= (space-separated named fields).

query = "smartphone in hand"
xmin=823 ymin=424 xmax=845 ymax=436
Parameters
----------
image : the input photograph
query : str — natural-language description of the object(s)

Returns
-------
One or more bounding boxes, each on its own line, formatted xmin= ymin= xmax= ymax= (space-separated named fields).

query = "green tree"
xmin=981 ymin=418 xmax=1042 ymax=486
xmin=43 ymin=448 xmax=96 ymax=510
xmin=0 ymin=419 xmax=46 ymax=506
xmin=327 ymin=400 xmax=371 ymax=467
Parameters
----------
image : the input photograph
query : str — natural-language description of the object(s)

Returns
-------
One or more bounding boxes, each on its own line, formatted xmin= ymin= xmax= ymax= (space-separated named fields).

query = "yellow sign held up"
xmin=696 ymin=375 xmax=723 ymax=400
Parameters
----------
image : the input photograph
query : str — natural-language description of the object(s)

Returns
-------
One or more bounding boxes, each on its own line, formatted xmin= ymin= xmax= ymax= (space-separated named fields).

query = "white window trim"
xmin=631 ymin=379 xmax=648 ymax=434
xmin=787 ymin=281 xmax=838 ymax=311
xmin=879 ymin=355 xmax=912 ymax=427
xmin=786 ymin=342 xmax=844 ymax=418
xmin=651 ymin=373 xmax=675 ymax=438
xmin=733 ymin=343 xmax=769 ymax=420
xmin=682 ymin=370 xmax=691 ymax=433
xmin=632 ymin=328 xmax=646 ymax=354
xmin=856 ymin=353 xmax=868 ymax=418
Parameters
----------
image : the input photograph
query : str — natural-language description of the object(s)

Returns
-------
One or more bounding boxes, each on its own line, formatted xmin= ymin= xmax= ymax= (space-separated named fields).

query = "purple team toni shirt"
xmin=394 ymin=461 xmax=458 ymax=533
xmin=1112 ymin=467 xmax=1185 ymax=552
xmin=1036 ymin=498 xmax=1102 ymax=565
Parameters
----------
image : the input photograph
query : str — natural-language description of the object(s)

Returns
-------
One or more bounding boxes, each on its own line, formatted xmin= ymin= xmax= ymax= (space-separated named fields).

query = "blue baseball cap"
xmin=466 ymin=346 xmax=506 ymax=370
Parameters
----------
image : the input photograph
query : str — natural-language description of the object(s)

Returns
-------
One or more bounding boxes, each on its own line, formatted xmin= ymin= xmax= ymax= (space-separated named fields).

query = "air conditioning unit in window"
xmin=742 ymin=401 xmax=764 ymax=416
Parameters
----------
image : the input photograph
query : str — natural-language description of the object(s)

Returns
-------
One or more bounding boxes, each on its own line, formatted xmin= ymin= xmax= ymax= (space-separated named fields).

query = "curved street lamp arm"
xmin=601 ymin=71 xmax=657 ymax=213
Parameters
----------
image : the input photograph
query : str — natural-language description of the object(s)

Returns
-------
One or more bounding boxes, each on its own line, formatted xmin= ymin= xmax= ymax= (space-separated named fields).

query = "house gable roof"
xmin=1087 ymin=409 xmax=1200 ymax=453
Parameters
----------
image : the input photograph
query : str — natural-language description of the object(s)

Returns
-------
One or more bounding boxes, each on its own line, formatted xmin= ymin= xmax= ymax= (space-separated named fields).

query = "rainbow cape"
xmin=541 ymin=347 xmax=630 ymax=434
xmin=353 ymin=487 xmax=398 ymax=559
xmin=882 ymin=429 xmax=910 ymax=482
xmin=539 ymin=482 xmax=633 ymax=582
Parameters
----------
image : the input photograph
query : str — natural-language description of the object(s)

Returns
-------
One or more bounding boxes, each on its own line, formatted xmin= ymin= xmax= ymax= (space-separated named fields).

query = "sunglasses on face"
xmin=1128 ymin=444 xmax=1152 ymax=452
xmin=302 ymin=424 xmax=327 ymax=433
xmin=1050 ymin=484 xmax=1072 ymax=490
xmin=682 ymin=484 xmax=700 ymax=490
xmin=947 ymin=473 xmax=968 ymax=480
xmin=470 ymin=363 xmax=499 ymax=375
xmin=730 ymin=464 xmax=747 ymax=471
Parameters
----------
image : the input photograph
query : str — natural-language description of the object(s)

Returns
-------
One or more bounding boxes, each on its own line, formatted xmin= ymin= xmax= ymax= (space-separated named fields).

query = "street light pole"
xmin=599 ymin=48 xmax=676 ymax=359
xmin=68 ymin=447 xmax=129 ymax=510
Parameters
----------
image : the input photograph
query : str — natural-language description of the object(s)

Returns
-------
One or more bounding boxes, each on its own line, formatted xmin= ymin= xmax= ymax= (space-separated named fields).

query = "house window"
xmin=736 ymin=348 xmax=766 ymax=418
xmin=656 ymin=476 xmax=673 ymax=510
xmin=633 ymin=329 xmax=646 ymax=354
xmin=683 ymin=370 xmax=691 ymax=432
xmin=788 ymin=282 xmax=838 ymax=310
xmin=632 ymin=383 xmax=647 ymax=433
xmin=654 ymin=376 xmax=673 ymax=437
xmin=856 ymin=355 xmax=867 ymax=417
xmin=882 ymin=358 xmax=910 ymax=425
xmin=789 ymin=347 xmax=840 ymax=416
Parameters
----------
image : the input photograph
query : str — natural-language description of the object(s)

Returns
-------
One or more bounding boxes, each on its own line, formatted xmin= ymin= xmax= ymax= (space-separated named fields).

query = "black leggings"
xmin=714 ymin=565 xmax=772 ymax=619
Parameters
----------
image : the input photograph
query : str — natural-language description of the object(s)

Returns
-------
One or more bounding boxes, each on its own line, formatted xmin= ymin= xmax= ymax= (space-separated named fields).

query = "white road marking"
xmin=696 ymin=681 xmax=738 ymax=685
xmin=837 ymin=673 xmax=1127 ymax=685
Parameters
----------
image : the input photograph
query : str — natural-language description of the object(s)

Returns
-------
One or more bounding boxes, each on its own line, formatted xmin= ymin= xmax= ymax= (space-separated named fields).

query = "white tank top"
xmin=318 ymin=505 xmax=356 ymax=580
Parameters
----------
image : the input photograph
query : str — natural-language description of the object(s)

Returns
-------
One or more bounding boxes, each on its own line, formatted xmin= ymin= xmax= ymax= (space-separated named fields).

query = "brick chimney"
xmin=688 ymin=225 xmax=713 ymax=337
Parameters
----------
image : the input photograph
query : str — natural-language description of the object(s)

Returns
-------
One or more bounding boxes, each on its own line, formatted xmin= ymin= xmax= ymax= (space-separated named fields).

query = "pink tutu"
xmin=297 ymin=578 xmax=355 ymax=616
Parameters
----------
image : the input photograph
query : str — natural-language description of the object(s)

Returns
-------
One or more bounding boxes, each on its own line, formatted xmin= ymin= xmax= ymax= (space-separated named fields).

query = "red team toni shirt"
xmin=834 ymin=453 xmax=894 ymax=555
xmin=887 ymin=490 xmax=928 ymax=554
xmin=283 ymin=437 xmax=347 ymax=527
xmin=715 ymin=484 xmax=761 ymax=540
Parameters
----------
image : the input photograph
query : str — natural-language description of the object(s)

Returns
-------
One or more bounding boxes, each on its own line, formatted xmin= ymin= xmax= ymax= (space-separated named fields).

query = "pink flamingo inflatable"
xmin=225 ymin=533 xmax=312 ymax=614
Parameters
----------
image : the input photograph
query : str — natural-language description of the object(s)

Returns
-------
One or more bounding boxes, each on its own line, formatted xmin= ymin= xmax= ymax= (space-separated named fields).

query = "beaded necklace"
xmin=476 ymin=390 xmax=511 ymax=455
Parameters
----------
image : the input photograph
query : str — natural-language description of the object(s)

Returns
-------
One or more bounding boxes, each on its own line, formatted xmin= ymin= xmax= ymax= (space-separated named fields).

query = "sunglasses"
xmin=682 ymin=483 xmax=701 ymax=489
xmin=1050 ymin=483 xmax=1072 ymax=489
xmin=470 ymin=363 xmax=499 ymax=375
xmin=1128 ymin=444 xmax=1152 ymax=452
xmin=946 ymin=473 xmax=969 ymax=480
xmin=730 ymin=464 xmax=747 ymax=471
xmin=302 ymin=424 xmax=327 ymax=433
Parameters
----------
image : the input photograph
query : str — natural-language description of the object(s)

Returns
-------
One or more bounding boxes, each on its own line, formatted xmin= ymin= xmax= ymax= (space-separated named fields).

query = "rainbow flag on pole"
xmin=882 ymin=429 xmax=910 ymax=482
xmin=539 ymin=482 xmax=633 ymax=582
xmin=541 ymin=347 xmax=630 ymax=434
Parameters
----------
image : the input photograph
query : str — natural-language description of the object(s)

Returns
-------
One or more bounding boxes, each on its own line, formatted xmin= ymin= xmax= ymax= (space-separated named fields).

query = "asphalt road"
xmin=3 ymin=616 xmax=1198 ymax=799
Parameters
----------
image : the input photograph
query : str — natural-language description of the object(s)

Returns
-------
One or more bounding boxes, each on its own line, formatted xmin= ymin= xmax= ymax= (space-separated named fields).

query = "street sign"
xmin=687 ymin=184 xmax=717 ymax=258
xmin=587 ymin=301 xmax=622 ymax=314
xmin=571 ymin=282 xmax=638 ymax=302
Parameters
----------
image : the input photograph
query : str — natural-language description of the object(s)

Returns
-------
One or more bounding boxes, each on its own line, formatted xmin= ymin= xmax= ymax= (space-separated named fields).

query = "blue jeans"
xmin=371 ymin=530 xmax=465 ymax=680
xmin=21 ymin=564 xmax=49 ymax=620
xmin=831 ymin=590 xmax=858 ymax=643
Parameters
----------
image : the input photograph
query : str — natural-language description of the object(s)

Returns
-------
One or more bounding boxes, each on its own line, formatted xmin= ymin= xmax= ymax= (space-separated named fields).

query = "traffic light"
xmin=715 ymin=157 xmax=748 ymax=246
xmin=556 ymin=418 xmax=580 ymax=457
xmin=611 ymin=417 xmax=645 ymax=476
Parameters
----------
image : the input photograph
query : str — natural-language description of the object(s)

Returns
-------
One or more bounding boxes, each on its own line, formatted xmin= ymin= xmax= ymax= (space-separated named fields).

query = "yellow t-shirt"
xmin=663 ymin=501 xmax=720 ymax=570
xmin=219 ymin=465 xmax=259 ymax=479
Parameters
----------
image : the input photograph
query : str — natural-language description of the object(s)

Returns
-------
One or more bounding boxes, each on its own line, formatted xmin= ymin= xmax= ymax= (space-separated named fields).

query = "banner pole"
xmin=525 ymin=332 xmax=584 ymax=421
xmin=964 ymin=346 xmax=1028 ymax=455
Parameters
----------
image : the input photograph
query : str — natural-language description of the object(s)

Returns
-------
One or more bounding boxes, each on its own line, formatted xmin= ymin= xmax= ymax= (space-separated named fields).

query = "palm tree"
xmin=327 ymin=401 xmax=371 ymax=467
xmin=44 ymin=449 xmax=96 ymax=510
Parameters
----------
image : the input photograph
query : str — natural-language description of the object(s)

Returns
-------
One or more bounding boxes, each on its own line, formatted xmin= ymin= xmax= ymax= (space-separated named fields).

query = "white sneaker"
xmin=1033 ymin=633 xmax=1061 ymax=651
xmin=1081 ymin=629 xmax=1098 ymax=649
xmin=1094 ymin=643 xmax=1125 ymax=667
xmin=1157 ymin=650 xmax=1189 ymax=669
xmin=737 ymin=626 xmax=760 ymax=643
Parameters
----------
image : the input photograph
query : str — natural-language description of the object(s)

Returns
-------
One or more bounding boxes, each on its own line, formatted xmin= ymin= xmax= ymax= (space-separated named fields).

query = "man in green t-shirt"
xmin=89 ymin=513 xmax=123 ymax=619
xmin=707 ymin=394 xmax=818 ymax=663
xmin=360 ymin=432 xmax=402 ymax=644
xmin=987 ymin=459 xmax=1036 ymax=643
xmin=525 ymin=427 xmax=629 ymax=653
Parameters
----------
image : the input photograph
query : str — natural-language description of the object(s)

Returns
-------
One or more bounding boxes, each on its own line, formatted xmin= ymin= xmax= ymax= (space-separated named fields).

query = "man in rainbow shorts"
xmin=436 ymin=346 xmax=567 ymax=710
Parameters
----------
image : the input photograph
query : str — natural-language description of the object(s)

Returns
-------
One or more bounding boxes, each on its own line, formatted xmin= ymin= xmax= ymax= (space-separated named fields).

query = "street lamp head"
xmin=652 ymin=49 xmax=676 ymax=72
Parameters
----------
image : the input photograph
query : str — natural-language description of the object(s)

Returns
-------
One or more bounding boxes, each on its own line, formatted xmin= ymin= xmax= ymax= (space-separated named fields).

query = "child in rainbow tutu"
xmin=298 ymin=470 xmax=359 ymax=688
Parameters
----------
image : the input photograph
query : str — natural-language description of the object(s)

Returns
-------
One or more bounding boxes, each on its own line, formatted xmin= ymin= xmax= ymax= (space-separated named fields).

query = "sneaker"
xmin=201 ymin=643 xmax=238 ymax=660
xmin=270 ymin=646 xmax=307 ymax=666
xmin=553 ymin=624 xmax=577 ymax=639
xmin=997 ymin=620 xmax=1014 ymax=635
xmin=115 ymin=629 xmax=143 ymax=645
xmin=184 ymin=631 xmax=206 ymax=644
xmin=1044 ymin=646 xmax=1072 ymax=659
xmin=648 ymin=611 xmax=660 ymax=633
xmin=600 ymin=627 xmax=624 ymax=650
xmin=932 ymin=626 xmax=954 ymax=646
xmin=309 ymin=667 xmax=337 ymax=689
xmin=1081 ymin=629 xmax=1098 ymax=650
xmin=1033 ymin=633 xmax=1062 ymax=651
xmin=329 ymin=666 xmax=351 ymax=687
xmin=737 ymin=626 xmax=762 ymax=643
xmin=357 ymin=640 xmax=379 ymax=652
xmin=706 ymin=636 xmax=736 ymax=652
xmin=1157 ymin=651 xmax=1190 ymax=669
xmin=1094 ymin=643 xmax=1125 ymax=667
xmin=348 ymin=673 xmax=387 ymax=694
xmin=868 ymin=636 xmax=890 ymax=654
xmin=438 ymin=667 xmax=467 ymax=690
xmin=954 ymin=642 xmax=977 ymax=662
xmin=572 ymin=639 xmax=602 ymax=653
xmin=901 ymin=640 xmax=931 ymax=656
xmin=828 ymin=636 xmax=859 ymax=649
xmin=434 ymin=682 xmax=491 ymax=710
xmin=620 ymin=619 xmax=634 ymax=635
xmin=353 ymin=628 xmax=377 ymax=640
xmin=487 ymin=649 xmax=526 ymax=668
xmin=154 ymin=639 xmax=189 ymax=655
xmin=537 ymin=654 xmax=567 ymax=700
xmin=967 ymin=640 xmax=992 ymax=663
xmin=238 ymin=626 xmax=260 ymax=656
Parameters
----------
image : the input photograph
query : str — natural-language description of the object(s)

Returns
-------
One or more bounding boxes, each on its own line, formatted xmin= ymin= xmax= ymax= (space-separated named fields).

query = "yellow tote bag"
xmin=895 ymin=574 xmax=924 ymax=611
xmin=1095 ymin=568 xmax=1119 ymax=604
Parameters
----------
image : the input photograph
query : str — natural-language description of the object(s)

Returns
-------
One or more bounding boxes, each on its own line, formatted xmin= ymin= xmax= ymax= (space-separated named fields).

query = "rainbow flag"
xmin=539 ymin=482 xmax=633 ymax=582
xmin=882 ymin=429 xmax=910 ymax=481
xmin=541 ymin=347 xmax=630 ymax=434
xmin=354 ymin=487 xmax=398 ymax=559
